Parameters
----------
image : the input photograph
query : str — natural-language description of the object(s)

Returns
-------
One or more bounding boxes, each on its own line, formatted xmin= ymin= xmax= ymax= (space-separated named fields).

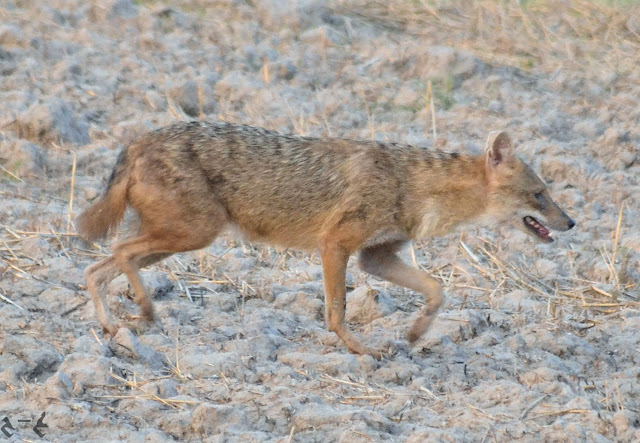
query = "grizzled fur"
xmin=77 ymin=121 xmax=574 ymax=357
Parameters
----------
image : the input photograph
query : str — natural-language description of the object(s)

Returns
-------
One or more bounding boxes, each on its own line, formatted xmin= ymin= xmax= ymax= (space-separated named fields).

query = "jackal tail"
xmin=76 ymin=150 xmax=130 ymax=241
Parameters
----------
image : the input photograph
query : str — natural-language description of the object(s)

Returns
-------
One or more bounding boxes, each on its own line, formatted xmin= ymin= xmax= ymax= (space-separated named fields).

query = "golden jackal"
xmin=77 ymin=121 xmax=574 ymax=357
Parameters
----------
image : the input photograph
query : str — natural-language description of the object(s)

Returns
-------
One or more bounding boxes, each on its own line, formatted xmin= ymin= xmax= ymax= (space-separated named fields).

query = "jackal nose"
xmin=567 ymin=218 xmax=575 ymax=230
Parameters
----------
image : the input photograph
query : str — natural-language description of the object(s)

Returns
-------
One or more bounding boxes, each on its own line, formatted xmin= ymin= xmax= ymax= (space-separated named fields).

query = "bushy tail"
xmin=76 ymin=149 xmax=130 ymax=241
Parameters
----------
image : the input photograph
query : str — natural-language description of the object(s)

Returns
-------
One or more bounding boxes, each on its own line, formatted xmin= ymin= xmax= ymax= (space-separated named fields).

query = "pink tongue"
xmin=527 ymin=217 xmax=550 ymax=238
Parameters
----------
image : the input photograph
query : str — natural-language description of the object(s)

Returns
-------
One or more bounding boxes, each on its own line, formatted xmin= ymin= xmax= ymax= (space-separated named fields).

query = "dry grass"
xmin=337 ymin=0 xmax=640 ymax=82
xmin=97 ymin=370 xmax=199 ymax=408
xmin=411 ymin=231 xmax=637 ymax=329
xmin=316 ymin=372 xmax=437 ymax=410
xmin=1 ymin=1 xmax=638 ymax=440
xmin=329 ymin=0 xmax=640 ymax=323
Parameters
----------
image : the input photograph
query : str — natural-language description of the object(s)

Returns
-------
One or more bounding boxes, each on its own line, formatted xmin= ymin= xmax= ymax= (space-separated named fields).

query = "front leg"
xmin=359 ymin=241 xmax=443 ymax=344
xmin=318 ymin=238 xmax=384 ymax=358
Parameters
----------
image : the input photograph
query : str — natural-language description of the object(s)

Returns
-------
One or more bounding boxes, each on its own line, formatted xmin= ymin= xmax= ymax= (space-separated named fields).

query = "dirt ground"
xmin=1 ymin=0 xmax=639 ymax=441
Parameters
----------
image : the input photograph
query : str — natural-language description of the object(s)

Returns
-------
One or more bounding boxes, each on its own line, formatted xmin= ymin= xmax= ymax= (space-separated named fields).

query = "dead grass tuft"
xmin=414 ymin=231 xmax=636 ymax=329
xmin=336 ymin=0 xmax=640 ymax=83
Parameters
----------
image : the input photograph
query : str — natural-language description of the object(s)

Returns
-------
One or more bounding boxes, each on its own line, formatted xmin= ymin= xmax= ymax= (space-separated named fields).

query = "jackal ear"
xmin=485 ymin=131 xmax=514 ymax=168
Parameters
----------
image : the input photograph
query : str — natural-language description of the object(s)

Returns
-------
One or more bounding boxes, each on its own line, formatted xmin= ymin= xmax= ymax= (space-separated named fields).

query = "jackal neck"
xmin=408 ymin=152 xmax=489 ymax=239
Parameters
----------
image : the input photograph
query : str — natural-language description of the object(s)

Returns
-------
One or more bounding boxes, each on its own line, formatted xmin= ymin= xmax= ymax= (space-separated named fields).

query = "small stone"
xmin=535 ymin=258 xmax=558 ymax=276
xmin=346 ymin=286 xmax=396 ymax=324
xmin=112 ymin=120 xmax=155 ymax=146
xmin=14 ymin=98 xmax=90 ymax=145
xmin=602 ymin=127 xmax=630 ymax=146
xmin=74 ymin=335 xmax=111 ymax=356
xmin=572 ymin=119 xmax=605 ymax=138
xmin=147 ymin=378 xmax=179 ymax=398
xmin=2 ymin=335 xmax=63 ymax=381
xmin=274 ymin=291 xmax=323 ymax=319
xmin=292 ymin=403 xmax=356 ymax=431
xmin=279 ymin=351 xmax=360 ymax=376
xmin=393 ymin=83 xmax=419 ymax=108
xmin=40 ymin=287 xmax=78 ymax=314
xmin=425 ymin=46 xmax=456 ymax=79
xmin=452 ymin=51 xmax=481 ymax=81
xmin=44 ymin=404 xmax=76 ymax=431
xmin=274 ymin=60 xmax=297 ymax=81
xmin=43 ymin=256 xmax=84 ymax=285
xmin=0 ymin=139 xmax=47 ymax=177
xmin=144 ymin=430 xmax=172 ymax=443
xmin=107 ymin=0 xmax=138 ymax=19
xmin=497 ymin=289 xmax=545 ymax=313
xmin=90 ymin=0 xmax=138 ymax=21
xmin=488 ymin=100 xmax=504 ymax=114
xmin=538 ymin=109 xmax=575 ymax=142
xmin=112 ymin=328 xmax=169 ymax=369
xmin=19 ymin=237 xmax=51 ymax=260
xmin=0 ymin=24 xmax=25 ymax=47
xmin=611 ymin=410 xmax=634 ymax=436
xmin=168 ymin=79 xmax=217 ymax=118
xmin=35 ymin=371 xmax=73 ymax=405
xmin=144 ymin=90 xmax=167 ymax=111
xmin=191 ymin=403 xmax=250 ymax=435
xmin=179 ymin=351 xmax=245 ymax=378
xmin=59 ymin=353 xmax=120 ymax=387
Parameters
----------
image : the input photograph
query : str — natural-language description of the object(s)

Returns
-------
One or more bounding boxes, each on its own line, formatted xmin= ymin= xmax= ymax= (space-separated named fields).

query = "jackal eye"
xmin=534 ymin=192 xmax=546 ymax=209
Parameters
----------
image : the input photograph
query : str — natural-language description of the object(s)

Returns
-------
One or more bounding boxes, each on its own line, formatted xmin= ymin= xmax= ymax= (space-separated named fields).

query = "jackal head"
xmin=484 ymin=131 xmax=575 ymax=243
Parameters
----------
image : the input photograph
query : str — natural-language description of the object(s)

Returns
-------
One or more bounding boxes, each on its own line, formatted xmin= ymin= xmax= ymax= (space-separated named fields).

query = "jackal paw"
xmin=341 ymin=341 xmax=387 ymax=360
xmin=406 ymin=329 xmax=422 ymax=345
xmin=139 ymin=304 xmax=155 ymax=322
xmin=406 ymin=313 xmax=437 ymax=344
xmin=101 ymin=318 xmax=155 ymax=337
xmin=102 ymin=323 xmax=120 ymax=336
xmin=356 ymin=342 xmax=404 ymax=360
xmin=360 ymin=347 xmax=387 ymax=360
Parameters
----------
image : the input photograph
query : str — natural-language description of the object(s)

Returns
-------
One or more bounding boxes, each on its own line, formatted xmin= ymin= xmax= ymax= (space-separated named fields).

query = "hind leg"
xmin=85 ymin=256 xmax=120 ymax=335
xmin=90 ymin=155 xmax=229 ymax=334
xmin=112 ymin=234 xmax=219 ymax=324
xmin=86 ymin=253 xmax=172 ymax=335
xmin=109 ymin=195 xmax=228 ymax=332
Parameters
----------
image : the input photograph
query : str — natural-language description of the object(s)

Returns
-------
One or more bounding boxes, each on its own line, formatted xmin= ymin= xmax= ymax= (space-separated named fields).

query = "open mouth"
xmin=523 ymin=216 xmax=553 ymax=243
